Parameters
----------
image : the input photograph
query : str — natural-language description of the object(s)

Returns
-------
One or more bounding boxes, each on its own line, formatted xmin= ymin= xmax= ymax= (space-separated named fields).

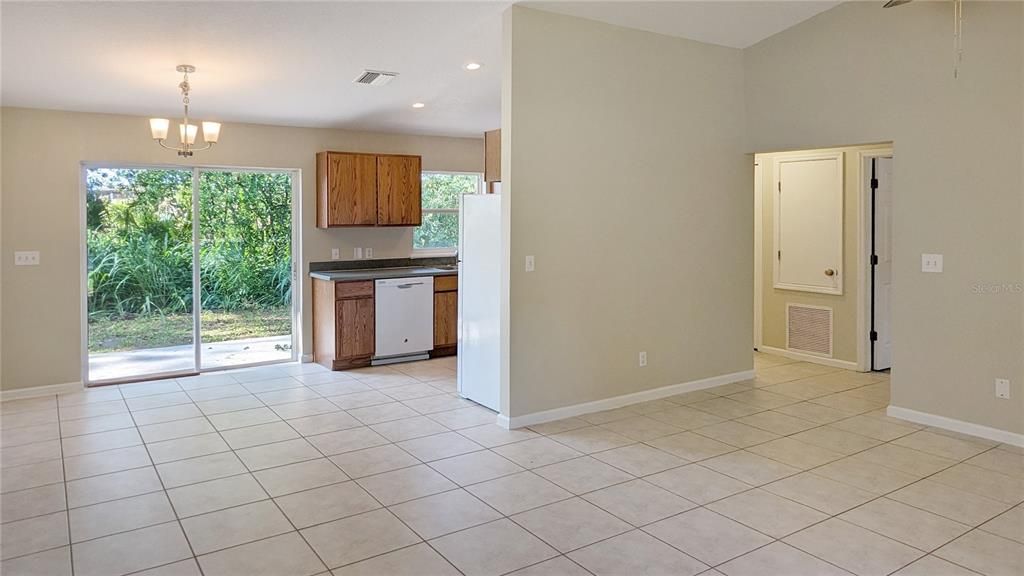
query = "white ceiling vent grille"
xmin=353 ymin=70 xmax=398 ymax=86
xmin=786 ymin=304 xmax=833 ymax=357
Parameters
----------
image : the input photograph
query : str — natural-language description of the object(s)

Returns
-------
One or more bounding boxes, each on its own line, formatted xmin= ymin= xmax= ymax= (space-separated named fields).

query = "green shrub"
xmin=86 ymin=168 xmax=292 ymax=320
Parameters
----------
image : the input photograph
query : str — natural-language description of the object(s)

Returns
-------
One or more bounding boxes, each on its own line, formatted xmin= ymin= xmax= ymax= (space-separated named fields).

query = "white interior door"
xmin=774 ymin=154 xmax=844 ymax=295
xmin=872 ymin=157 xmax=893 ymax=370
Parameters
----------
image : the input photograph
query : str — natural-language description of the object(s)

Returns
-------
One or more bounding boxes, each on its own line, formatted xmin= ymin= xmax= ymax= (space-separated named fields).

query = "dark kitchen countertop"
xmin=308 ymin=257 xmax=458 ymax=282
xmin=309 ymin=266 xmax=457 ymax=282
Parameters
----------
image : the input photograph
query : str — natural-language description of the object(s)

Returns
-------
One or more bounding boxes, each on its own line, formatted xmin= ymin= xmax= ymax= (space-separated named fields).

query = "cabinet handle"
xmin=824 ymin=269 xmax=836 ymax=277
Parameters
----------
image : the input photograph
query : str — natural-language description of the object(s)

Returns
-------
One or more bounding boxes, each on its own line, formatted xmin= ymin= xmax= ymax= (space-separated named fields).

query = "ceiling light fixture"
xmin=149 ymin=65 xmax=221 ymax=157
xmin=412 ymin=102 xmax=426 ymax=109
xmin=465 ymin=62 xmax=482 ymax=71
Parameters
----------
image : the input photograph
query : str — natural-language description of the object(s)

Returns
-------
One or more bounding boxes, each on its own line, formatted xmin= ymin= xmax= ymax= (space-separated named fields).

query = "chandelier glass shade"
xmin=149 ymin=65 xmax=221 ymax=157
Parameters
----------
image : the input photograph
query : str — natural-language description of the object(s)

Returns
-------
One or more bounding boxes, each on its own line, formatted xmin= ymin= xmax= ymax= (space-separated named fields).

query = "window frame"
xmin=412 ymin=170 xmax=483 ymax=257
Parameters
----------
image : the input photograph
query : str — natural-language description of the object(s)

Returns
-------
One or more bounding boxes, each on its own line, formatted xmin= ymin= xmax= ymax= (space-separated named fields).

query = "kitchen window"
xmin=413 ymin=171 xmax=482 ymax=255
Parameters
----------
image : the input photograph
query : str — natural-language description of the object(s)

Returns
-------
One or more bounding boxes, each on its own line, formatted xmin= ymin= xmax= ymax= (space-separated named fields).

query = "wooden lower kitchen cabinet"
xmin=313 ymin=278 xmax=375 ymax=370
xmin=432 ymin=275 xmax=458 ymax=357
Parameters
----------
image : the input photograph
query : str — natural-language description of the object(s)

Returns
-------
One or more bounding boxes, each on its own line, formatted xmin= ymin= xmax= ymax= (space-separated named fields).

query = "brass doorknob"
xmin=824 ymin=269 xmax=836 ymax=276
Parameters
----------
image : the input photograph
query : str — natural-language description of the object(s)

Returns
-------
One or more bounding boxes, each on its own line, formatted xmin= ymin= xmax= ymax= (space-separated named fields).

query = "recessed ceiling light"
xmin=412 ymin=102 xmax=425 ymax=109
xmin=465 ymin=62 xmax=482 ymax=71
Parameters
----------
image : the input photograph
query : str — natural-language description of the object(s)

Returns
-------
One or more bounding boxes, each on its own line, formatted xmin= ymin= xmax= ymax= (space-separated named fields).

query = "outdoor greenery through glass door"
xmin=199 ymin=170 xmax=292 ymax=369
xmin=86 ymin=167 xmax=293 ymax=382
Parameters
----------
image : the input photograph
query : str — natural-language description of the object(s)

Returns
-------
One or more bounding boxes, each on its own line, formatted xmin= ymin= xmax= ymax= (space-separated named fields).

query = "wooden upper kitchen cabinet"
xmin=432 ymin=275 xmax=458 ymax=356
xmin=313 ymin=278 xmax=375 ymax=369
xmin=484 ymin=129 xmax=501 ymax=183
xmin=317 ymin=152 xmax=377 ymax=227
xmin=376 ymin=154 xmax=422 ymax=226
xmin=316 ymin=151 xmax=422 ymax=228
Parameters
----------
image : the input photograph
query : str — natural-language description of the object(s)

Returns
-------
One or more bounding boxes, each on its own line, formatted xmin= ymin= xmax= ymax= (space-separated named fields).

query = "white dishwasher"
xmin=373 ymin=276 xmax=434 ymax=364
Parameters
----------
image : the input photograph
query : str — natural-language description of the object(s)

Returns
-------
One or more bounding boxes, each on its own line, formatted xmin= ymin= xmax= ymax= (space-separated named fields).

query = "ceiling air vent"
xmin=353 ymin=70 xmax=398 ymax=86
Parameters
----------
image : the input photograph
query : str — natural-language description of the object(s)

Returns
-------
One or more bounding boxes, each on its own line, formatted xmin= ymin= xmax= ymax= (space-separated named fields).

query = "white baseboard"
xmin=0 ymin=381 xmax=84 ymax=402
xmin=758 ymin=345 xmax=861 ymax=371
xmin=301 ymin=354 xmax=314 ymax=363
xmin=887 ymin=405 xmax=1024 ymax=447
xmin=502 ymin=369 xmax=755 ymax=429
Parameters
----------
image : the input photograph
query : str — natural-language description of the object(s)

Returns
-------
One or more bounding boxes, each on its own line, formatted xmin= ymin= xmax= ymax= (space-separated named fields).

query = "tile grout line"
xmin=121 ymin=384 xmax=208 ymax=576
xmin=56 ymin=393 xmax=75 ymax=576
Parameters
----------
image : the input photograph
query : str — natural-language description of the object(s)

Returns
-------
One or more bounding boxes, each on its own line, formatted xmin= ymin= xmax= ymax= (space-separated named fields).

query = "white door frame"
xmin=79 ymin=162 xmax=303 ymax=385
xmin=753 ymin=160 xmax=763 ymax=349
xmin=855 ymin=148 xmax=894 ymax=372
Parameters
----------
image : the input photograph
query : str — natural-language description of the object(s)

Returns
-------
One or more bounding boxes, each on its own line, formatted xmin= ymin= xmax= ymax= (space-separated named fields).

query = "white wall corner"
xmin=505 ymin=369 xmax=755 ymax=429
xmin=0 ymin=381 xmax=85 ymax=402
xmin=887 ymin=405 xmax=1024 ymax=447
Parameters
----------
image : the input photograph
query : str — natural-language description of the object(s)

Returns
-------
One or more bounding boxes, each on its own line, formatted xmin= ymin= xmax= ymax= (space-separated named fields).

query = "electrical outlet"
xmin=331 ymin=248 xmax=340 ymax=260
xmin=921 ymin=253 xmax=943 ymax=273
xmin=354 ymin=247 xmax=363 ymax=259
xmin=14 ymin=251 xmax=40 ymax=266
xmin=639 ymin=351 xmax=647 ymax=367
xmin=995 ymin=378 xmax=1011 ymax=399
xmin=365 ymin=248 xmax=373 ymax=259
xmin=525 ymin=255 xmax=535 ymax=272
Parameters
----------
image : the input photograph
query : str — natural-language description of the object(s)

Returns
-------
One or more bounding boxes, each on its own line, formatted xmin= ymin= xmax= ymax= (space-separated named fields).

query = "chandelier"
xmin=149 ymin=65 xmax=221 ymax=157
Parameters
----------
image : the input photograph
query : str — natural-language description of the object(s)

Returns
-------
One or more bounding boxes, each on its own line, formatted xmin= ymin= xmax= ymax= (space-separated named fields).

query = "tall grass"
xmin=86 ymin=169 xmax=292 ymax=320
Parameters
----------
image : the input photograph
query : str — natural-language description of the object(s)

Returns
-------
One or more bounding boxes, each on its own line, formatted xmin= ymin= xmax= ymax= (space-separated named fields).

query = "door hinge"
xmin=870 ymin=330 xmax=878 ymax=342
xmin=870 ymin=178 xmax=879 ymax=190
xmin=778 ymin=181 xmax=782 ymax=192
xmin=871 ymin=254 xmax=879 ymax=265
xmin=777 ymin=250 xmax=782 ymax=261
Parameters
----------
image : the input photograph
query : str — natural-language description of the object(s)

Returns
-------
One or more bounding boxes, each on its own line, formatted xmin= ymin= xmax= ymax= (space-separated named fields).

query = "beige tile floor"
xmin=1 ymin=353 xmax=1022 ymax=575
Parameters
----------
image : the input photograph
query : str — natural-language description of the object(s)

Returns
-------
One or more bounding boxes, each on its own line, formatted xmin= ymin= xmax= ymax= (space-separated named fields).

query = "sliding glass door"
xmin=198 ymin=170 xmax=294 ymax=369
xmin=85 ymin=166 xmax=296 ymax=384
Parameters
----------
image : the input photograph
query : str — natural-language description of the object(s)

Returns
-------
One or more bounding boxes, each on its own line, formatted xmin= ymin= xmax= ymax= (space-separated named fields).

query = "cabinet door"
xmin=324 ymin=153 xmax=377 ymax=226
xmin=337 ymin=298 xmax=374 ymax=359
xmin=433 ymin=291 xmax=457 ymax=347
xmin=377 ymin=155 xmax=422 ymax=225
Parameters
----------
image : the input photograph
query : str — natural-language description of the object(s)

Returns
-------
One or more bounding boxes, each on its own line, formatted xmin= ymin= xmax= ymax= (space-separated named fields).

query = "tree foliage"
xmin=413 ymin=173 xmax=478 ymax=250
xmin=86 ymin=169 xmax=292 ymax=319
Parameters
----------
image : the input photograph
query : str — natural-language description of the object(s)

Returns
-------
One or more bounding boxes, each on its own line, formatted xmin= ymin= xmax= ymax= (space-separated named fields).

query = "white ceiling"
xmin=524 ymin=1 xmax=841 ymax=49
xmin=0 ymin=2 xmax=508 ymax=137
xmin=1 ymin=1 xmax=840 ymax=138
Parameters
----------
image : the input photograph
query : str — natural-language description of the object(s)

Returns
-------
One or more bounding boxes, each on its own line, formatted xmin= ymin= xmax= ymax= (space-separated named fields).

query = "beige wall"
xmin=0 ymin=107 xmax=482 ymax=391
xmin=503 ymin=7 xmax=752 ymax=418
xmin=756 ymin=144 xmax=891 ymax=365
xmin=745 ymin=1 xmax=1023 ymax=433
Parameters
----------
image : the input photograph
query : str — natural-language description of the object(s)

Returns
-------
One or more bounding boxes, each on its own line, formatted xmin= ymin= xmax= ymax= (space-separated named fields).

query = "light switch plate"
xmin=354 ymin=247 xmax=363 ymax=259
xmin=525 ymin=255 xmax=535 ymax=272
xmin=921 ymin=253 xmax=943 ymax=273
xmin=639 ymin=351 xmax=647 ymax=367
xmin=365 ymin=248 xmax=373 ymax=259
xmin=14 ymin=251 xmax=40 ymax=266
xmin=331 ymin=248 xmax=340 ymax=260
xmin=996 ymin=378 xmax=1011 ymax=399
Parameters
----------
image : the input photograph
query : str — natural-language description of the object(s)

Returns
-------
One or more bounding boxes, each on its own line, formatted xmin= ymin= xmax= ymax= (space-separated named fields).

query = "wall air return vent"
xmin=786 ymin=304 xmax=833 ymax=357
xmin=353 ymin=70 xmax=398 ymax=86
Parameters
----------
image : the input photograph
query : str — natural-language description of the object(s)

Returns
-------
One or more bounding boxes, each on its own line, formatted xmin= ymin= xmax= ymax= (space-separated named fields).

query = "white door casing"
xmin=872 ymin=157 xmax=893 ymax=370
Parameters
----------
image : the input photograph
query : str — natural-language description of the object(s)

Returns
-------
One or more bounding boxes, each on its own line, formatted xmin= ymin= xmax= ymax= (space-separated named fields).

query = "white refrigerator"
xmin=457 ymin=194 xmax=501 ymax=411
